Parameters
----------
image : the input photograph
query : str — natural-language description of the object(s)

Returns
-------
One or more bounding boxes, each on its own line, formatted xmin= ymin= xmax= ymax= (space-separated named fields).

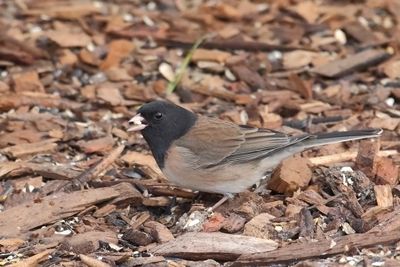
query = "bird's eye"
xmin=154 ymin=112 xmax=163 ymax=120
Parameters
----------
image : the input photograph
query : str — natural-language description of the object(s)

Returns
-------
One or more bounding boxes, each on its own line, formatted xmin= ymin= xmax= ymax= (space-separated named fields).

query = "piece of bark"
xmin=189 ymin=84 xmax=237 ymax=101
xmin=20 ymin=2 xmax=101 ymax=19
xmin=93 ymin=204 xmax=116 ymax=218
xmin=233 ymin=230 xmax=400 ymax=266
xmin=374 ymin=185 xmax=393 ymax=208
xmin=0 ymin=34 xmax=45 ymax=65
xmin=0 ymin=162 xmax=80 ymax=180
xmin=283 ymin=50 xmax=317 ymax=69
xmin=109 ymin=182 xmax=143 ymax=207
xmin=11 ymin=176 xmax=43 ymax=191
xmin=312 ymin=49 xmax=390 ymax=78
xmin=143 ymin=221 xmax=174 ymax=243
xmin=355 ymin=139 xmax=380 ymax=179
xmin=230 ymin=64 xmax=265 ymax=90
xmin=289 ymin=73 xmax=312 ymax=100
xmin=121 ymin=151 xmax=162 ymax=175
xmin=151 ymin=232 xmax=278 ymax=261
xmin=0 ymin=238 xmax=25 ymax=252
xmin=368 ymin=117 xmax=400 ymax=131
xmin=191 ymin=49 xmax=232 ymax=63
xmin=12 ymin=71 xmax=45 ymax=93
xmin=0 ymin=185 xmax=124 ymax=237
xmin=369 ymin=209 xmax=400 ymax=233
xmin=100 ymin=39 xmax=135 ymax=70
xmin=122 ymin=229 xmax=154 ymax=246
xmin=142 ymin=196 xmax=172 ymax=207
xmin=79 ymin=254 xmax=111 ymax=267
xmin=44 ymin=30 xmax=92 ymax=48
xmin=1 ymin=138 xmax=58 ymax=158
xmin=0 ymin=93 xmax=82 ymax=112
xmin=61 ymin=231 xmax=118 ymax=254
xmin=124 ymin=256 xmax=166 ymax=267
xmin=221 ymin=213 xmax=246 ymax=233
xmin=299 ymin=208 xmax=314 ymax=239
xmin=243 ymin=213 xmax=275 ymax=239
xmin=267 ymin=155 xmax=312 ymax=194
xmin=203 ymin=212 xmax=226 ymax=232
xmin=382 ymin=60 xmax=400 ymax=79
xmin=374 ymin=157 xmax=399 ymax=186
xmin=9 ymin=249 xmax=54 ymax=267
xmin=130 ymin=212 xmax=151 ymax=230
xmin=77 ymin=136 xmax=115 ymax=154
xmin=285 ymin=204 xmax=303 ymax=218
xmin=343 ymin=21 xmax=380 ymax=44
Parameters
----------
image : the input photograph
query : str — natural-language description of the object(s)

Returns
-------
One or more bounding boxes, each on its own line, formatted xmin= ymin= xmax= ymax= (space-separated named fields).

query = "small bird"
xmin=128 ymin=100 xmax=381 ymax=207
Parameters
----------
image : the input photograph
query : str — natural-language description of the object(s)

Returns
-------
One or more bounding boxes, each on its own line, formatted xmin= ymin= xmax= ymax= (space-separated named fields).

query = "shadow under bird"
xmin=128 ymin=100 xmax=382 ymax=208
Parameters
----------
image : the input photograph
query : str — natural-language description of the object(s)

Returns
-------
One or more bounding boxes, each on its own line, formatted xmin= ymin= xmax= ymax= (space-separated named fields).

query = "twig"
xmin=233 ymin=230 xmax=400 ymax=266
xmin=108 ymin=29 xmax=316 ymax=52
xmin=157 ymin=38 xmax=317 ymax=52
xmin=309 ymin=150 xmax=398 ymax=166
xmin=60 ymin=145 xmax=125 ymax=191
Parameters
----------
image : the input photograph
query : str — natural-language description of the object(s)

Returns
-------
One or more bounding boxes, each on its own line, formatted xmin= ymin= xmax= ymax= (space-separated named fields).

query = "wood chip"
xmin=356 ymin=139 xmax=380 ymax=179
xmin=12 ymin=71 xmax=45 ymax=93
xmin=374 ymin=185 xmax=393 ymax=208
xmin=77 ymin=136 xmax=115 ymax=154
xmin=122 ymin=229 xmax=154 ymax=246
xmin=313 ymin=49 xmax=390 ymax=78
xmin=142 ymin=196 xmax=172 ymax=207
xmin=202 ymin=212 xmax=225 ymax=232
xmin=267 ymin=155 xmax=312 ymax=194
xmin=374 ymin=157 xmax=399 ymax=186
xmin=343 ymin=21 xmax=380 ymax=44
xmin=44 ymin=30 xmax=92 ymax=48
xmin=1 ymin=138 xmax=58 ymax=157
xmin=79 ymin=254 xmax=111 ymax=267
xmin=243 ymin=213 xmax=275 ymax=239
xmin=9 ymin=249 xmax=54 ymax=267
xmin=191 ymin=49 xmax=232 ymax=63
xmin=121 ymin=151 xmax=162 ymax=175
xmin=100 ymin=39 xmax=135 ymax=70
xmin=143 ymin=221 xmax=174 ymax=243
xmin=151 ymin=232 xmax=278 ymax=261
xmin=230 ymin=64 xmax=265 ymax=90
xmin=221 ymin=213 xmax=246 ymax=233
xmin=62 ymin=231 xmax=118 ymax=254
xmin=0 ymin=185 xmax=122 ymax=237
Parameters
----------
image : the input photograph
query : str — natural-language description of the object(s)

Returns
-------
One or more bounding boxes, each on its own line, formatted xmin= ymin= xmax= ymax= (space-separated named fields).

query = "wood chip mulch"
xmin=0 ymin=0 xmax=399 ymax=266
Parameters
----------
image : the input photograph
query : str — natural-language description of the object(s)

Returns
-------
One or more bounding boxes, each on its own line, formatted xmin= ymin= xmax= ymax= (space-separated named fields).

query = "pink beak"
xmin=127 ymin=114 xmax=148 ymax=132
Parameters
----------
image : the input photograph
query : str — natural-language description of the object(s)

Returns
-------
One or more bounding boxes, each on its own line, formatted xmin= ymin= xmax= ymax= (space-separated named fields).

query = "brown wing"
xmin=175 ymin=116 xmax=310 ymax=168
xmin=174 ymin=116 xmax=245 ymax=168
xmin=220 ymin=126 xmax=310 ymax=164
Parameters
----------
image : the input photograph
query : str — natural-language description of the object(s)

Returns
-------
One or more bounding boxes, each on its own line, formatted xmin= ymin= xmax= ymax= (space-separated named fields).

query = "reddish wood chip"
xmin=12 ymin=71 xmax=44 ymax=93
xmin=267 ymin=155 xmax=312 ymax=194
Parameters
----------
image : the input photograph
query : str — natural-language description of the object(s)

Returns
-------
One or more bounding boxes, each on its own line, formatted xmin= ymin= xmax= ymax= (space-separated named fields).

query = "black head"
xmin=129 ymin=101 xmax=197 ymax=168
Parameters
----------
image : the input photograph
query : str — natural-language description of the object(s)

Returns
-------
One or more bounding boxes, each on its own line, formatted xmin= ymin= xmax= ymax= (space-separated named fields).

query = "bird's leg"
xmin=207 ymin=193 xmax=234 ymax=213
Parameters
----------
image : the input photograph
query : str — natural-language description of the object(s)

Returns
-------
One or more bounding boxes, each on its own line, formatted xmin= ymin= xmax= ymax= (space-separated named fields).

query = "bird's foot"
xmin=206 ymin=193 xmax=234 ymax=213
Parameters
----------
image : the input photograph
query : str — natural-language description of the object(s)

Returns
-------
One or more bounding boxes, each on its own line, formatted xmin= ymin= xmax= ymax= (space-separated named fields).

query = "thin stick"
xmin=59 ymin=145 xmax=125 ymax=191
xmin=309 ymin=150 xmax=397 ymax=166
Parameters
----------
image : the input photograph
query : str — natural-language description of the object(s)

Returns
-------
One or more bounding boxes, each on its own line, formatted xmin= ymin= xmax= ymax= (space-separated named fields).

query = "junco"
xmin=128 ymin=100 xmax=381 ymax=207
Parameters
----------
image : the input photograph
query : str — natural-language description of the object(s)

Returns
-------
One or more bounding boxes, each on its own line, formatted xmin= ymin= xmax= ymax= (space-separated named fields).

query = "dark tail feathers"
xmin=301 ymin=128 xmax=382 ymax=149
